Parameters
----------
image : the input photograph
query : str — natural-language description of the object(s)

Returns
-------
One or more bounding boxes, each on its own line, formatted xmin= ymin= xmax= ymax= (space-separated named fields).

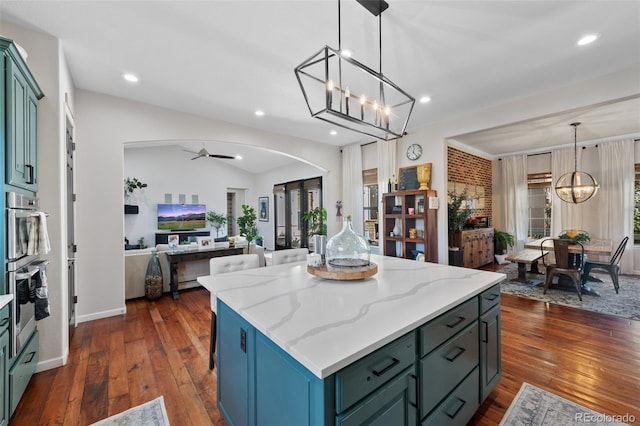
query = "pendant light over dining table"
xmin=294 ymin=0 xmax=415 ymax=141
xmin=554 ymin=122 xmax=599 ymax=203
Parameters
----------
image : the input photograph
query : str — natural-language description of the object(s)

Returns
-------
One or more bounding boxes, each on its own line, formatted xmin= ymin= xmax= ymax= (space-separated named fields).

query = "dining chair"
xmin=271 ymin=248 xmax=309 ymax=265
xmin=208 ymin=253 xmax=260 ymax=369
xmin=581 ymin=236 xmax=628 ymax=294
xmin=541 ymin=238 xmax=585 ymax=301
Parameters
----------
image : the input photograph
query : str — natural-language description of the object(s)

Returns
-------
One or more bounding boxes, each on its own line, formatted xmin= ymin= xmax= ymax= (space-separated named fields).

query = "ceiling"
xmin=1 ymin=0 xmax=639 ymax=163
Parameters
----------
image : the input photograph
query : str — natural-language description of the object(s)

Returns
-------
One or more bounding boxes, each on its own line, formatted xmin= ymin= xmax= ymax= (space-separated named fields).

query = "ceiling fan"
xmin=182 ymin=145 xmax=235 ymax=160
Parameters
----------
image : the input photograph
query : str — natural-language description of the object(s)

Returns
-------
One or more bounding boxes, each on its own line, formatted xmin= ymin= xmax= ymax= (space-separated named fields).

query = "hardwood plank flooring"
xmin=11 ymin=286 xmax=640 ymax=425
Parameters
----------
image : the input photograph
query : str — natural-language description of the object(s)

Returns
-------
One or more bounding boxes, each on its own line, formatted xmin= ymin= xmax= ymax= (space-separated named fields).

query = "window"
xmin=527 ymin=172 xmax=552 ymax=239
xmin=363 ymin=168 xmax=379 ymax=246
xmin=634 ymin=165 xmax=640 ymax=244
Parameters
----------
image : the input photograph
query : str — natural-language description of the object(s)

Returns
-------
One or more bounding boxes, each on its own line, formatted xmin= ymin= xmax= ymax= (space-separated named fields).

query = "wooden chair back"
xmin=552 ymin=239 xmax=584 ymax=271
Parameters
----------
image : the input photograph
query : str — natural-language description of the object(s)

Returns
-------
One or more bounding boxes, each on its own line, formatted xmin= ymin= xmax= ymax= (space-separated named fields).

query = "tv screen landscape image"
xmin=157 ymin=204 xmax=207 ymax=231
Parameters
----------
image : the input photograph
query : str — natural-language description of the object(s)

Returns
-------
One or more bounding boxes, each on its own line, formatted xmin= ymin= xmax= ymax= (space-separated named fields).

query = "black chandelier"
xmin=294 ymin=0 xmax=415 ymax=140
xmin=554 ymin=122 xmax=599 ymax=203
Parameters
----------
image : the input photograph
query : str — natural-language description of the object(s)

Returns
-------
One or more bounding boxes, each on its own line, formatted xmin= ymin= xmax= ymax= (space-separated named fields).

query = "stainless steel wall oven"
xmin=6 ymin=192 xmax=48 ymax=358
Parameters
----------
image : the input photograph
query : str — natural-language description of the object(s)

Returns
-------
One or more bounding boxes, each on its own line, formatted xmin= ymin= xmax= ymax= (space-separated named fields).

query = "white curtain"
xmin=377 ymin=139 xmax=396 ymax=199
xmin=550 ymin=147 xmax=584 ymax=236
xmin=341 ymin=143 xmax=364 ymax=234
xmin=594 ymin=139 xmax=634 ymax=273
xmin=500 ymin=155 xmax=529 ymax=246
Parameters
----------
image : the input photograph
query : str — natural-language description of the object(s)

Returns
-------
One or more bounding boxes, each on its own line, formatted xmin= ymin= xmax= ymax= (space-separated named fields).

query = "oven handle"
xmin=16 ymin=268 xmax=40 ymax=280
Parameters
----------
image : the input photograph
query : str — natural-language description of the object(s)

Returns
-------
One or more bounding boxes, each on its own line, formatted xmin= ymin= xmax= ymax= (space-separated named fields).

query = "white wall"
xmin=124 ymin=145 xmax=256 ymax=245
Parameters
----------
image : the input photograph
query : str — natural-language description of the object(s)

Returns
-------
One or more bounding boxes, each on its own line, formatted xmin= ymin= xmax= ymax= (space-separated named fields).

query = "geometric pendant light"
xmin=554 ymin=122 xmax=599 ymax=203
xmin=294 ymin=0 xmax=415 ymax=140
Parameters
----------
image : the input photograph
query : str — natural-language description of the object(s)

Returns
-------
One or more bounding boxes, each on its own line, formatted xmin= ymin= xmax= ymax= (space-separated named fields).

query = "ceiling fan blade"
xmin=190 ymin=155 xmax=201 ymax=160
xmin=207 ymin=154 xmax=235 ymax=159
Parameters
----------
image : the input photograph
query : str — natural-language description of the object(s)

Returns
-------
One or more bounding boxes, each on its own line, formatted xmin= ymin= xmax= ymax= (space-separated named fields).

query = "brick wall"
xmin=447 ymin=146 xmax=492 ymax=220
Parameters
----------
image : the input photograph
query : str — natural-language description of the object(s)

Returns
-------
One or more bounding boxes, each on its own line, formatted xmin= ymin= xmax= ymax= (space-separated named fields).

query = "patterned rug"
xmin=499 ymin=262 xmax=640 ymax=321
xmin=91 ymin=396 xmax=169 ymax=426
xmin=500 ymin=383 xmax=630 ymax=425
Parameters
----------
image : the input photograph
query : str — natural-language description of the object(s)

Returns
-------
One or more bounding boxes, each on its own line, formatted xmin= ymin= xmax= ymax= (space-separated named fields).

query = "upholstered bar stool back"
xmin=271 ymin=248 xmax=309 ymax=265
xmin=208 ymin=253 xmax=260 ymax=369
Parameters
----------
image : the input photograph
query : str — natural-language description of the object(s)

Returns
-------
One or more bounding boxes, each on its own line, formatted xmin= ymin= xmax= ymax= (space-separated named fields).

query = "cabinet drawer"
xmin=422 ymin=367 xmax=480 ymax=426
xmin=419 ymin=297 xmax=478 ymax=357
xmin=480 ymin=284 xmax=501 ymax=314
xmin=10 ymin=330 xmax=39 ymax=415
xmin=0 ymin=306 xmax=9 ymax=333
xmin=420 ymin=323 xmax=478 ymax=417
xmin=336 ymin=331 xmax=416 ymax=414
xmin=337 ymin=366 xmax=417 ymax=426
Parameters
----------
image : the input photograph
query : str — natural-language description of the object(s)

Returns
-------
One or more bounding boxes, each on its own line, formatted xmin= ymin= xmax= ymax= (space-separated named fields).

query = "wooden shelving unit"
xmin=382 ymin=189 xmax=438 ymax=262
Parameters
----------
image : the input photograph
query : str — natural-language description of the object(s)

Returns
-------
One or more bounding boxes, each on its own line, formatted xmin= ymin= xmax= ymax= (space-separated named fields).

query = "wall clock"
xmin=406 ymin=143 xmax=422 ymax=161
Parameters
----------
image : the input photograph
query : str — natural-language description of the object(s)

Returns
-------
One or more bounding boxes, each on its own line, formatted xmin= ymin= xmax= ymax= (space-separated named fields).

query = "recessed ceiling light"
xmin=577 ymin=34 xmax=598 ymax=46
xmin=255 ymin=110 xmax=265 ymax=116
xmin=330 ymin=130 xmax=337 ymax=136
xmin=123 ymin=73 xmax=139 ymax=83
xmin=235 ymin=155 xmax=242 ymax=160
xmin=419 ymin=96 xmax=431 ymax=104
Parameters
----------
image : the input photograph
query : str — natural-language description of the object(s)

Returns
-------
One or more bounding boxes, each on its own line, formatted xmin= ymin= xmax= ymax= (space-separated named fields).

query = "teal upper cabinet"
xmin=1 ymin=36 xmax=44 ymax=193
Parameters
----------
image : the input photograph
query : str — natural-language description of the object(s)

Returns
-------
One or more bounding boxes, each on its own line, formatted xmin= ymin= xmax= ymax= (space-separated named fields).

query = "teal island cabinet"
xmin=198 ymin=255 xmax=504 ymax=426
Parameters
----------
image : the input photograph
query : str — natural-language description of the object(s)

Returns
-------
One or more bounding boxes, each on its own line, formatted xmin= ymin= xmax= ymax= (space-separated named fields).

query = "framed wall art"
xmin=259 ymin=196 xmax=269 ymax=221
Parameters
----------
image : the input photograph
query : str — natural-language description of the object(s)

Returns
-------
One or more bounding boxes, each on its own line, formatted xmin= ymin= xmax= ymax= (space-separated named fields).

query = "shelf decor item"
xmin=145 ymin=250 xmax=163 ymax=301
xmin=325 ymin=216 xmax=371 ymax=267
xmin=417 ymin=163 xmax=432 ymax=190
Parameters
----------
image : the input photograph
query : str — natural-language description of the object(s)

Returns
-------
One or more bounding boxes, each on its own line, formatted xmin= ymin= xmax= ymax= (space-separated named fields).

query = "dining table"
xmin=524 ymin=237 xmax=612 ymax=296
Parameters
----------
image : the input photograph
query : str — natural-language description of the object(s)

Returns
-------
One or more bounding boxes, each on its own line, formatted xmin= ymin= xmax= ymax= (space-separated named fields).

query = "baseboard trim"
xmin=77 ymin=306 xmax=127 ymax=324
xmin=36 ymin=348 xmax=69 ymax=373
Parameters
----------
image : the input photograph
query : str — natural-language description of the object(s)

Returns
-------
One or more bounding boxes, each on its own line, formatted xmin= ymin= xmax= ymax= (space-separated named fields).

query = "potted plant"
xmin=493 ymin=230 xmax=515 ymax=264
xmin=447 ymin=190 xmax=473 ymax=248
xmin=303 ymin=206 xmax=327 ymax=252
xmin=207 ymin=210 xmax=233 ymax=238
xmin=124 ymin=177 xmax=147 ymax=203
xmin=237 ymin=204 xmax=259 ymax=243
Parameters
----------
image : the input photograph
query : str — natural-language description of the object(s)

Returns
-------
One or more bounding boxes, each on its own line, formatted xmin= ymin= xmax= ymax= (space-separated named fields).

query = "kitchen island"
xmin=197 ymin=254 xmax=505 ymax=426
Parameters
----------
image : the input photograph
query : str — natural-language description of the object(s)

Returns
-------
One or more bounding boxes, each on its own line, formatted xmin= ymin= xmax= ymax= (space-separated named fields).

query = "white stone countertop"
xmin=0 ymin=295 xmax=13 ymax=310
xmin=197 ymin=254 xmax=505 ymax=379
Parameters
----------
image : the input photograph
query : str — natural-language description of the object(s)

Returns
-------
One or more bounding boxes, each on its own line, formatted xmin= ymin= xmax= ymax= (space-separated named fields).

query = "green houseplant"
xmin=124 ymin=177 xmax=147 ymax=198
xmin=237 ymin=204 xmax=259 ymax=243
xmin=303 ymin=207 xmax=327 ymax=238
xmin=494 ymin=230 xmax=515 ymax=255
xmin=207 ymin=210 xmax=233 ymax=238
xmin=447 ymin=190 xmax=473 ymax=248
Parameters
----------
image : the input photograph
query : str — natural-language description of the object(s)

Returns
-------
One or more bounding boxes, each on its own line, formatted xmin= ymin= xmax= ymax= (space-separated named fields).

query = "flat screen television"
xmin=157 ymin=203 xmax=207 ymax=231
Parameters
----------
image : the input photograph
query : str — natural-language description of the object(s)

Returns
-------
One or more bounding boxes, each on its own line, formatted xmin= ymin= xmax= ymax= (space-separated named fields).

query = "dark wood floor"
xmin=11 ymin=284 xmax=640 ymax=425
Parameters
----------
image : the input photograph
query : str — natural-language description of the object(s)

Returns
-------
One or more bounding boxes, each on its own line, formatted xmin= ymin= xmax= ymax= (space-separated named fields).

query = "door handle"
xmin=26 ymin=164 xmax=34 ymax=184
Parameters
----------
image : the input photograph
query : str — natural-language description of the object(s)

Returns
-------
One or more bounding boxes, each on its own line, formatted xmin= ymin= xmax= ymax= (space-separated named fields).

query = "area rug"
xmin=91 ymin=396 xmax=169 ymax=426
xmin=499 ymin=263 xmax=640 ymax=321
xmin=500 ymin=382 xmax=630 ymax=425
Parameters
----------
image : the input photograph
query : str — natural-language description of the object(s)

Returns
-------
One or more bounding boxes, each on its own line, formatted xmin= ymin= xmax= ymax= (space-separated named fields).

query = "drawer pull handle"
xmin=444 ymin=346 xmax=466 ymax=362
xmin=25 ymin=351 xmax=36 ymax=364
xmin=445 ymin=316 xmax=465 ymax=329
xmin=485 ymin=293 xmax=499 ymax=301
xmin=372 ymin=357 xmax=399 ymax=377
xmin=0 ymin=318 xmax=9 ymax=327
xmin=409 ymin=374 xmax=419 ymax=409
xmin=445 ymin=397 xmax=466 ymax=419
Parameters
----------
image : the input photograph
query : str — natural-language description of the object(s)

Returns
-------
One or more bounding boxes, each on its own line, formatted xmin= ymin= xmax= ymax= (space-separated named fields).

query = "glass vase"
xmin=145 ymin=250 xmax=163 ymax=300
xmin=325 ymin=216 xmax=371 ymax=267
